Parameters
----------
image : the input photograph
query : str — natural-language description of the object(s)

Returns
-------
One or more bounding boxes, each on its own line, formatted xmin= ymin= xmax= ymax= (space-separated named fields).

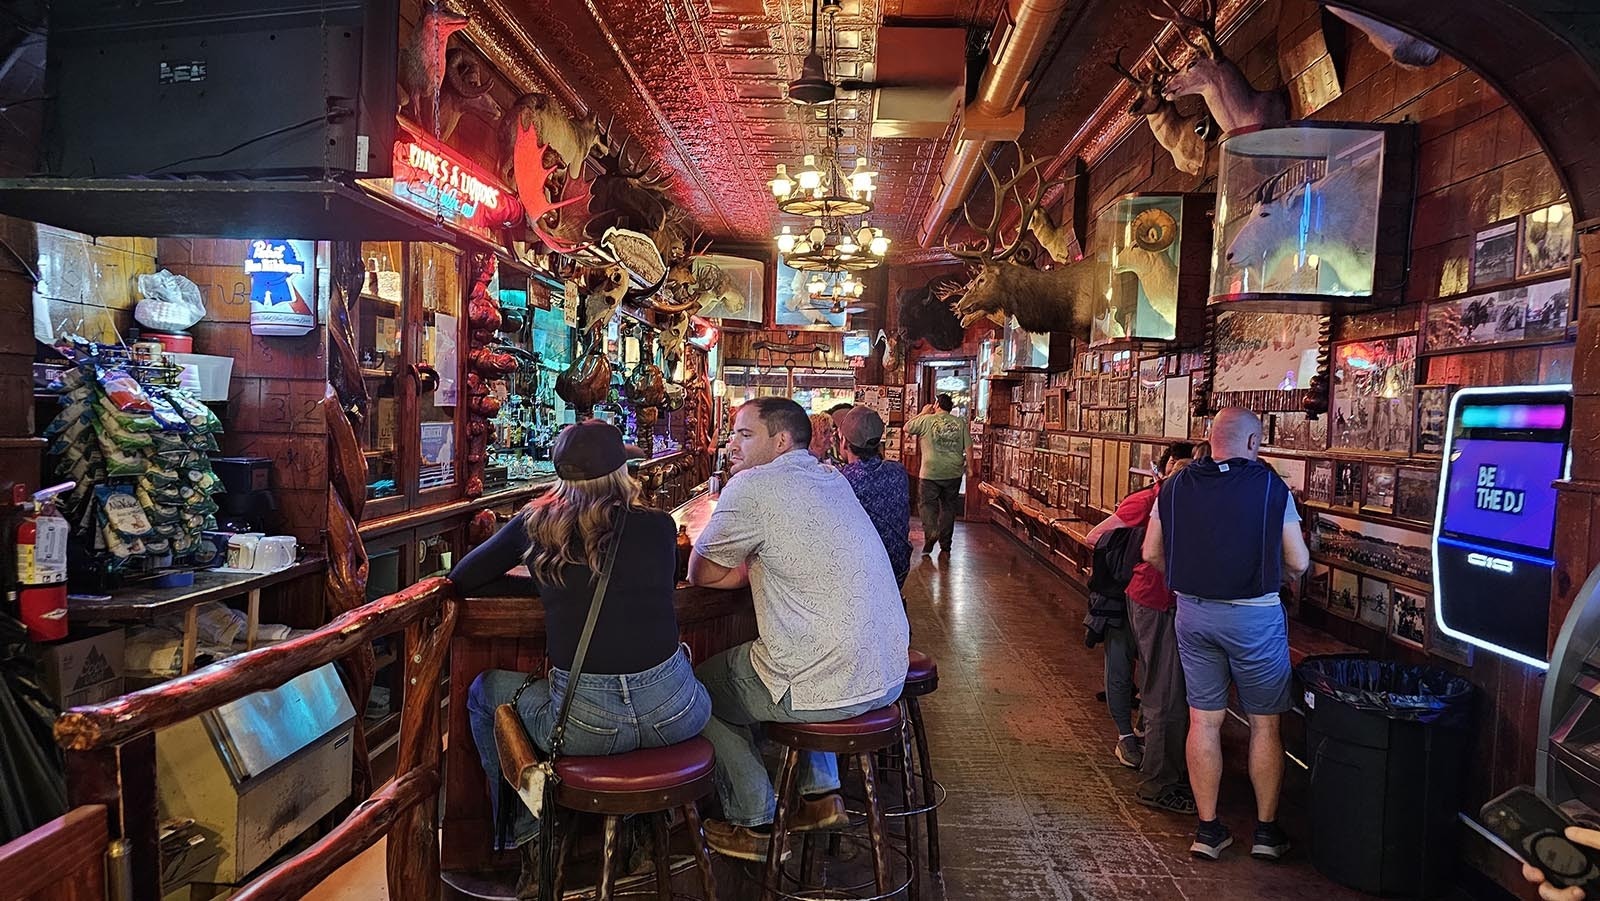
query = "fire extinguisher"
xmin=14 ymin=481 xmax=74 ymax=641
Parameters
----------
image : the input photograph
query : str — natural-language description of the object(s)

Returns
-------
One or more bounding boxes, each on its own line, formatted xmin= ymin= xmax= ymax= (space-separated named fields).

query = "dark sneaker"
xmin=922 ymin=538 xmax=936 ymax=555
xmin=704 ymin=819 xmax=792 ymax=863
xmin=1251 ymin=821 xmax=1291 ymax=861
xmin=1114 ymin=735 xmax=1144 ymax=769
xmin=1136 ymin=784 xmax=1197 ymax=815
xmin=791 ymin=793 xmax=849 ymax=831
xmin=1190 ymin=821 xmax=1233 ymax=860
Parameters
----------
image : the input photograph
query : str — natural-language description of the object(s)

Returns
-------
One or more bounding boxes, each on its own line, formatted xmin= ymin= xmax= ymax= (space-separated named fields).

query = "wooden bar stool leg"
xmin=900 ymin=719 xmax=922 ymax=901
xmin=800 ymin=832 xmax=819 ymax=886
xmin=908 ymin=696 xmax=941 ymax=874
xmin=551 ymin=817 xmax=575 ymax=900
xmin=858 ymin=752 xmax=891 ymax=895
xmin=597 ymin=815 xmax=622 ymax=901
xmin=762 ymin=749 xmax=802 ymax=901
xmin=652 ymin=813 xmax=675 ymax=900
xmin=682 ymin=802 xmax=719 ymax=901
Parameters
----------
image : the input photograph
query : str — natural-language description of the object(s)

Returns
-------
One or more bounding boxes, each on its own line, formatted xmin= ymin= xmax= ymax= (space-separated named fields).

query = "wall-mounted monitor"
xmin=1434 ymin=384 xmax=1573 ymax=669
xmin=843 ymin=331 xmax=873 ymax=358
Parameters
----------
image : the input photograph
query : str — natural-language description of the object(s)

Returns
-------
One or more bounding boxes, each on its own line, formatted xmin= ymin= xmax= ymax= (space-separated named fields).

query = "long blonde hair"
xmin=523 ymin=465 xmax=645 ymax=587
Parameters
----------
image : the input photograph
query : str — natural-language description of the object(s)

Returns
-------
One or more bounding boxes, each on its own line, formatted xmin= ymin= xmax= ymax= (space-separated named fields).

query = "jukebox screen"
xmin=1440 ymin=437 xmax=1566 ymax=554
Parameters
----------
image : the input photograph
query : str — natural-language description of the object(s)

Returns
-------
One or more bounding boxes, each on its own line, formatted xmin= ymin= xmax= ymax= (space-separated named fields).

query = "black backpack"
xmin=1086 ymin=525 xmax=1146 ymax=619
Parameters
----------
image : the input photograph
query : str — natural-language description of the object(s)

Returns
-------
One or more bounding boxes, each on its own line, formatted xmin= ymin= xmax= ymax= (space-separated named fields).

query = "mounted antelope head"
xmin=1326 ymin=7 xmax=1440 ymax=69
xmin=1151 ymin=0 xmax=1286 ymax=135
xmin=1109 ymin=46 xmax=1208 ymax=176
xmin=943 ymin=152 xmax=1104 ymax=336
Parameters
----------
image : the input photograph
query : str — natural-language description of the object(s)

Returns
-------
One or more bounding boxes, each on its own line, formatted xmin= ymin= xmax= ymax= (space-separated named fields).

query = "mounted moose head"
xmin=942 ymin=153 xmax=1104 ymax=337
xmin=398 ymin=2 xmax=471 ymax=136
xmin=1109 ymin=47 xmax=1209 ymax=176
xmin=588 ymin=131 xmax=673 ymax=239
xmin=1152 ymin=0 xmax=1286 ymax=135
xmin=503 ymin=94 xmax=601 ymax=255
xmin=438 ymin=48 xmax=501 ymax=142
xmin=1326 ymin=7 xmax=1440 ymax=69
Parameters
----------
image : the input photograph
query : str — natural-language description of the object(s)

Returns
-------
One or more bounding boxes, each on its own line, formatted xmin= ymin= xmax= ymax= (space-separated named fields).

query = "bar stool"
xmin=763 ymin=707 xmax=908 ymax=901
xmin=901 ymin=650 xmax=942 ymax=876
xmin=549 ymin=737 xmax=720 ymax=901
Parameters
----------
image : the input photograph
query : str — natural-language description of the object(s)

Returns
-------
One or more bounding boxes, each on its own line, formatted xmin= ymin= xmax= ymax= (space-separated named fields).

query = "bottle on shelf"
xmin=675 ymin=525 xmax=692 ymax=584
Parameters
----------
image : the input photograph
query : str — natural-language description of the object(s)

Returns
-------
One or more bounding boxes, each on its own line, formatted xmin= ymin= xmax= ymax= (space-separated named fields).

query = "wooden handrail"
xmin=55 ymin=577 xmax=454 ymax=752
xmin=232 ymin=767 xmax=439 ymax=901
xmin=0 ymin=805 xmax=109 ymax=900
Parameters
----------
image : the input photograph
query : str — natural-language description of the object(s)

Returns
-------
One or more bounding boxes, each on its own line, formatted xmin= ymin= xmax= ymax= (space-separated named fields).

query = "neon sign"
xmin=385 ymin=128 xmax=520 ymax=239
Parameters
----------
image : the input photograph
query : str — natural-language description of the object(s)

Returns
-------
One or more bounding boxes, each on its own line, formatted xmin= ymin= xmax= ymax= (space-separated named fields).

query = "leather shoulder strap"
xmin=548 ymin=505 xmax=628 ymax=760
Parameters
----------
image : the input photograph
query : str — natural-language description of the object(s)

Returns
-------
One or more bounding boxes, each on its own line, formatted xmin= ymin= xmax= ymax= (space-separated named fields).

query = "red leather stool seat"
xmin=906 ymin=649 xmax=937 ymax=684
xmin=554 ymin=737 xmax=716 ymax=814
xmin=768 ymin=705 xmax=903 ymax=753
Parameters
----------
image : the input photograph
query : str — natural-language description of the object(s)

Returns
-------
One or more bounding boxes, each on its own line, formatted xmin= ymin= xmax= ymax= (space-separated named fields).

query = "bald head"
xmin=1209 ymin=407 xmax=1263 ymax=461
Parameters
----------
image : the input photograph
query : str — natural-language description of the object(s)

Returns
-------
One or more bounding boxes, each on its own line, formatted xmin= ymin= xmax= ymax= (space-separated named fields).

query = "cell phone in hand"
xmin=1479 ymin=785 xmax=1600 ymax=892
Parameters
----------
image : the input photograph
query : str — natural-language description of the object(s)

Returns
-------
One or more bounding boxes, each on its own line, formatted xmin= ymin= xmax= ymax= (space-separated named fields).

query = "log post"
xmin=386 ymin=592 xmax=459 ymax=901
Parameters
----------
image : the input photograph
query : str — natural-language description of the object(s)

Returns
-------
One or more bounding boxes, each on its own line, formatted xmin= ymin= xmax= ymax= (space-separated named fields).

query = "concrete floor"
xmin=303 ymin=520 xmax=1428 ymax=900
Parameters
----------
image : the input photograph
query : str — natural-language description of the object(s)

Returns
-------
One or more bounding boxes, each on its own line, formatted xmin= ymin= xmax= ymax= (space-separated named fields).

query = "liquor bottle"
xmin=674 ymin=525 xmax=692 ymax=584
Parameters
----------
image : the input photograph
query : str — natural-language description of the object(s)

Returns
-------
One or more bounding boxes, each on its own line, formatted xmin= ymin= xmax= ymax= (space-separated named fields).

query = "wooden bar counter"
xmin=440 ymin=489 xmax=755 ymax=873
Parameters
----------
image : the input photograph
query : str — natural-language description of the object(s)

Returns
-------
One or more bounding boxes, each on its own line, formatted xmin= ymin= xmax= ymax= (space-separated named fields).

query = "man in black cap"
xmin=839 ymin=406 xmax=912 ymax=587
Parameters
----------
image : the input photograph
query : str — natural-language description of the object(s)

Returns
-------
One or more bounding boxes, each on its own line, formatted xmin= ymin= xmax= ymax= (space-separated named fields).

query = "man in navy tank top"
xmin=1141 ymin=408 xmax=1310 ymax=863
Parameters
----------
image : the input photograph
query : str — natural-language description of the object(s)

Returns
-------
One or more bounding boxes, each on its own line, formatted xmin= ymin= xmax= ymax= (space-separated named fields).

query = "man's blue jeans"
xmin=466 ymin=646 xmax=711 ymax=848
xmin=695 ymin=642 xmax=903 ymax=827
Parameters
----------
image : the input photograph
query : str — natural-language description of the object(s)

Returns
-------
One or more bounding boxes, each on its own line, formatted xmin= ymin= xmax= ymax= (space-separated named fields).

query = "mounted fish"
xmin=587 ymin=131 xmax=673 ymax=239
xmin=438 ymin=48 xmax=502 ymax=142
xmin=501 ymin=93 xmax=603 ymax=254
xmin=556 ymin=327 xmax=613 ymax=410
xmin=1109 ymin=47 xmax=1209 ymax=177
xmin=942 ymin=152 xmax=1105 ymax=336
xmin=1152 ymin=0 xmax=1286 ymax=134
xmin=624 ymin=330 xmax=667 ymax=408
xmin=398 ymin=2 xmax=471 ymax=136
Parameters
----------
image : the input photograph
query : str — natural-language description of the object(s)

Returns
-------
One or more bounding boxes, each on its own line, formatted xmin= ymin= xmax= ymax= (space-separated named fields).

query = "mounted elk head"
xmin=942 ymin=153 xmax=1103 ymax=337
xmin=1151 ymin=0 xmax=1286 ymax=134
xmin=398 ymin=2 xmax=471 ymax=136
xmin=438 ymin=48 xmax=501 ymax=142
xmin=1109 ymin=47 xmax=1208 ymax=176
xmin=588 ymin=130 xmax=673 ymax=239
xmin=1325 ymin=7 xmax=1440 ymax=69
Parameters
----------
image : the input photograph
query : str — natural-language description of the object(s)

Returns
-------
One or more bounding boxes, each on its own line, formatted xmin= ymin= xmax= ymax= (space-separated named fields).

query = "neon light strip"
xmin=1433 ymin=383 xmax=1572 ymax=672
xmin=1435 ymin=535 xmax=1556 ymax=566
xmin=1459 ymin=404 xmax=1568 ymax=430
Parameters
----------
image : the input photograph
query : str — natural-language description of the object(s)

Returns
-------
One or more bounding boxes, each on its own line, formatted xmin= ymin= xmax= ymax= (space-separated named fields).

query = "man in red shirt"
xmin=1086 ymin=441 xmax=1196 ymax=813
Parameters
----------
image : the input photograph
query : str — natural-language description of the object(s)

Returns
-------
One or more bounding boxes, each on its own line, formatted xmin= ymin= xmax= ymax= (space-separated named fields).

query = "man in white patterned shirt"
xmin=689 ymin=396 xmax=910 ymax=862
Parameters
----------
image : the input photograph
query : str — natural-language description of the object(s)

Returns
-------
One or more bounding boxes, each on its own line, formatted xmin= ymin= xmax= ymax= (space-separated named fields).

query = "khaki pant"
xmin=1129 ymin=601 xmax=1188 ymax=798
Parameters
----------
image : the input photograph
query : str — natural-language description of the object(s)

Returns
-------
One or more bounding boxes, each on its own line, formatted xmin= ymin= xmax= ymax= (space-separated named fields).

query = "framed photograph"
xmin=1394 ymin=465 xmax=1442 ymax=524
xmin=1331 ymin=336 xmax=1417 ymax=454
xmin=1208 ymin=311 xmax=1326 ymax=412
xmin=1363 ymin=463 xmax=1397 ymax=514
xmin=1329 ymin=568 xmax=1360 ymax=620
xmin=1044 ymin=388 xmax=1066 ymax=430
xmin=1307 ymin=459 xmax=1335 ymax=506
xmin=1423 ymin=278 xmax=1572 ymax=354
xmin=1163 ymin=374 xmax=1191 ymax=438
xmin=1265 ymin=456 xmax=1308 ymax=496
xmin=1413 ymin=384 xmax=1458 ymax=456
xmin=1331 ymin=460 xmax=1363 ymax=510
xmin=1519 ymin=202 xmax=1574 ymax=278
xmin=1306 ymin=561 xmax=1332 ymax=609
xmin=1358 ymin=575 xmax=1391 ymax=630
xmin=1136 ymin=357 xmax=1168 ymax=437
xmin=1390 ymin=586 xmax=1428 ymax=650
xmin=1310 ymin=511 xmax=1433 ymax=584
xmin=1429 ymin=625 xmax=1475 ymax=667
xmin=1471 ymin=219 xmax=1519 ymax=287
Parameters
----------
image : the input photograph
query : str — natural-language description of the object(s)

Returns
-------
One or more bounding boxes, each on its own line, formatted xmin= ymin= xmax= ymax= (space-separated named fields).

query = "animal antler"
xmin=1152 ymin=0 xmax=1219 ymax=59
xmin=1109 ymin=47 xmax=1147 ymax=86
xmin=946 ymin=148 xmax=1057 ymax=264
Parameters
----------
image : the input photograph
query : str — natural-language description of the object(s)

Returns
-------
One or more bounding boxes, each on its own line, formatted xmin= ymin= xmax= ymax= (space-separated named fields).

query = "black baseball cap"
xmin=553 ymin=420 xmax=630 ymax=481
xmin=840 ymin=406 xmax=886 ymax=448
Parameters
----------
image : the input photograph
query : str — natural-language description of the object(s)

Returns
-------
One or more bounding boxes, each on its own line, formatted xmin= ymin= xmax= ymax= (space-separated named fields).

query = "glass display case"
xmin=1209 ymin=123 xmax=1415 ymax=312
xmin=486 ymin=270 xmax=567 ymax=484
xmin=357 ymin=241 xmax=404 ymax=501
xmin=1092 ymin=192 xmax=1214 ymax=346
xmin=1003 ymin=318 xmax=1050 ymax=371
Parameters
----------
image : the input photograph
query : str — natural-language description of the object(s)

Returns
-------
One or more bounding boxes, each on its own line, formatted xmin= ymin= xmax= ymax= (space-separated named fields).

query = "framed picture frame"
xmin=1163 ymin=374 xmax=1191 ymax=438
xmin=1331 ymin=336 xmax=1418 ymax=454
xmin=1413 ymin=384 xmax=1458 ymax=456
xmin=1206 ymin=311 xmax=1329 ymax=413
xmin=1394 ymin=465 xmax=1442 ymax=524
xmin=1358 ymin=575 xmax=1391 ymax=630
xmin=773 ymin=257 xmax=848 ymax=330
xmin=1044 ymin=388 xmax=1066 ymax=430
xmin=1423 ymin=277 xmax=1573 ymax=355
xmin=1329 ymin=568 xmax=1360 ymax=621
xmin=1519 ymin=201 xmax=1574 ymax=278
xmin=1305 ymin=561 xmax=1331 ymax=608
xmin=1265 ymin=455 xmax=1308 ymax=496
xmin=1363 ymin=463 xmax=1397 ymax=514
xmin=1310 ymin=510 xmax=1433 ymax=584
xmin=1389 ymin=586 xmax=1428 ymax=650
xmin=1136 ymin=357 xmax=1168 ymax=437
xmin=1330 ymin=460 xmax=1363 ymax=510
xmin=1306 ymin=459 xmax=1334 ymax=506
xmin=1471 ymin=219 xmax=1519 ymax=288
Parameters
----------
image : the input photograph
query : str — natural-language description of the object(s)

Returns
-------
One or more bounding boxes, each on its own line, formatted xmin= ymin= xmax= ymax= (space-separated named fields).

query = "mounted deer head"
xmin=942 ymin=151 xmax=1103 ymax=336
xmin=1109 ymin=47 xmax=1208 ymax=176
xmin=1326 ymin=7 xmax=1440 ymax=69
xmin=658 ymin=233 xmax=717 ymax=315
xmin=1151 ymin=0 xmax=1286 ymax=134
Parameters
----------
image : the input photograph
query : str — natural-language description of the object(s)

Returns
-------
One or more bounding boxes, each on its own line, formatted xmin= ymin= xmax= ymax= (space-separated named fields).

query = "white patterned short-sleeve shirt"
xmin=694 ymin=449 xmax=910 ymax=710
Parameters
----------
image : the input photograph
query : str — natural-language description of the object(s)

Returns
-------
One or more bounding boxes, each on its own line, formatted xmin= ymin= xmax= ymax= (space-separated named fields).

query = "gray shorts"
xmin=1174 ymin=597 xmax=1291 ymax=715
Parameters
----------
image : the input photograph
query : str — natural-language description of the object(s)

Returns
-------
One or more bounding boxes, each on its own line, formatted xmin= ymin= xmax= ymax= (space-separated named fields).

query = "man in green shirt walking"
xmin=904 ymin=393 xmax=973 ymax=555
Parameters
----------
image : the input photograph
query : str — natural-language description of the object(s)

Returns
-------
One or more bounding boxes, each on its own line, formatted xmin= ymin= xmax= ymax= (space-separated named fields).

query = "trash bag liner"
xmin=1297 ymin=655 xmax=1475 ymax=728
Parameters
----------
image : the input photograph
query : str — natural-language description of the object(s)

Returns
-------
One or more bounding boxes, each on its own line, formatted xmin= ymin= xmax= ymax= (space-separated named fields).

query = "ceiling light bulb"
xmin=770 ymin=164 xmax=794 ymax=199
xmin=807 ymin=221 xmax=827 ymax=246
xmin=869 ymin=234 xmax=890 ymax=256
xmin=854 ymin=222 xmax=874 ymax=246
xmin=776 ymin=226 xmax=797 ymax=254
xmin=796 ymin=155 xmax=822 ymax=192
xmin=838 ymin=237 xmax=859 ymax=256
xmin=849 ymin=157 xmax=877 ymax=194
xmin=839 ymin=274 xmax=857 ymax=293
xmin=853 ymin=281 xmax=865 ymax=297
xmin=808 ymin=275 xmax=827 ymax=295
xmin=793 ymin=238 xmax=813 ymax=254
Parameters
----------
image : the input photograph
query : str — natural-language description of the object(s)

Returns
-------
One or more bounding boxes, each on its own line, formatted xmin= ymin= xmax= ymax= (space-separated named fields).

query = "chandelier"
xmin=767 ymin=0 xmax=889 ymax=273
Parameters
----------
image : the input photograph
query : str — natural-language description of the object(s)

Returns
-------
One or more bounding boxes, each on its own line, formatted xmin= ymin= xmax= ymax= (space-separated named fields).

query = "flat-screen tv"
xmin=843 ymin=332 xmax=872 ymax=358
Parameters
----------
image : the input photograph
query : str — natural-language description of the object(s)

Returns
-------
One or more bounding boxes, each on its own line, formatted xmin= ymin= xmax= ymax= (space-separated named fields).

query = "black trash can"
xmin=1296 ymin=656 xmax=1476 ymax=898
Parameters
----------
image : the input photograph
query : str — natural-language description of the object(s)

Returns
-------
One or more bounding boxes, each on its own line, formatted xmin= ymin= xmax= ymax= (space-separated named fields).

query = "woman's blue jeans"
xmin=466 ymin=645 xmax=712 ymax=848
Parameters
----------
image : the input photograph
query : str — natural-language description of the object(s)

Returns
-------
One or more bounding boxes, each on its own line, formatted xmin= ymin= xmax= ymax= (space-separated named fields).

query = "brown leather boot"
xmin=703 ymin=819 xmax=793 ymax=863
xmin=790 ymin=792 xmax=849 ymax=831
xmin=514 ymin=842 xmax=541 ymax=900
